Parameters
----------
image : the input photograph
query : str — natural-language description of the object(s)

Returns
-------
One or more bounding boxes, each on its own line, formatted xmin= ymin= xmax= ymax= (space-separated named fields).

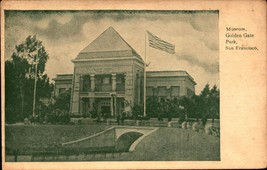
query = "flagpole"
xmin=33 ymin=47 xmax=38 ymax=117
xmin=144 ymin=31 xmax=147 ymax=117
xmin=143 ymin=31 xmax=175 ymax=117
xmin=33 ymin=60 xmax=37 ymax=117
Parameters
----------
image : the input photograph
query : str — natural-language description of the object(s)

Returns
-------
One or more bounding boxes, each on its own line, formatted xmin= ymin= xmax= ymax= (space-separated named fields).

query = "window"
xmin=82 ymin=75 xmax=91 ymax=92
xmin=96 ymin=77 xmax=101 ymax=84
xmin=171 ymin=86 xmax=180 ymax=96
xmin=95 ymin=75 xmax=112 ymax=92
xmin=158 ymin=86 xmax=167 ymax=96
xmin=120 ymin=101 xmax=124 ymax=109
xmin=101 ymin=101 xmax=111 ymax=106
xmin=59 ymin=88 xmax=66 ymax=94
xmin=103 ymin=76 xmax=110 ymax=84
xmin=116 ymin=74 xmax=125 ymax=84
xmin=116 ymin=74 xmax=125 ymax=91
xmin=146 ymin=86 xmax=153 ymax=96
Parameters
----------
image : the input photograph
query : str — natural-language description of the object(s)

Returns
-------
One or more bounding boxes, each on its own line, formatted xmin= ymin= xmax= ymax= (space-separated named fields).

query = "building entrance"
xmin=101 ymin=106 xmax=111 ymax=117
xmin=100 ymin=100 xmax=111 ymax=118
xmin=80 ymin=97 xmax=125 ymax=118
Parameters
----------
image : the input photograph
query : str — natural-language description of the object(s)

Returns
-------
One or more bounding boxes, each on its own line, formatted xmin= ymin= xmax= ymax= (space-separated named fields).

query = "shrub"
xmin=136 ymin=115 xmax=150 ymax=120
xmin=132 ymin=103 xmax=143 ymax=119
xmin=210 ymin=126 xmax=220 ymax=137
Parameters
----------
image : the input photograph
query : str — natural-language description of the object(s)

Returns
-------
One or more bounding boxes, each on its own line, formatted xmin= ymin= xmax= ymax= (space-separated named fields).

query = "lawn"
xmin=5 ymin=124 xmax=111 ymax=150
xmin=5 ymin=124 xmax=220 ymax=161
xmin=114 ymin=127 xmax=220 ymax=161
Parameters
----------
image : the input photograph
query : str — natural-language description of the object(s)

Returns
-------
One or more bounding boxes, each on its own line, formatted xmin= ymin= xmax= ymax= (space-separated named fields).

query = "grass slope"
xmin=5 ymin=124 xmax=111 ymax=149
xmin=114 ymin=128 xmax=220 ymax=161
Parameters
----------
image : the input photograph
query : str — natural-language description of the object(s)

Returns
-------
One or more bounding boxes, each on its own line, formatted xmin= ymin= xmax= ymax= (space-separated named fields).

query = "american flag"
xmin=147 ymin=31 xmax=175 ymax=54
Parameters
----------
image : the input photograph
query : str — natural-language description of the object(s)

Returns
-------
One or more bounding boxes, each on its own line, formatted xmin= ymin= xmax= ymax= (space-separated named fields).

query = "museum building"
xmin=53 ymin=27 xmax=196 ymax=117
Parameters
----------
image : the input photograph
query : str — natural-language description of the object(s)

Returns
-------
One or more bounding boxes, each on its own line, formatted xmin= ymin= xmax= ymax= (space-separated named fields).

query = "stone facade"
xmin=146 ymin=71 xmax=196 ymax=101
xmin=53 ymin=27 xmax=196 ymax=117
xmin=69 ymin=57 xmax=144 ymax=117
xmin=52 ymin=74 xmax=73 ymax=97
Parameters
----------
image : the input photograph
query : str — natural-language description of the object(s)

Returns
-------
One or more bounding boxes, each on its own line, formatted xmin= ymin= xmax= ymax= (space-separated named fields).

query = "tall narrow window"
xmin=116 ymin=74 xmax=125 ymax=91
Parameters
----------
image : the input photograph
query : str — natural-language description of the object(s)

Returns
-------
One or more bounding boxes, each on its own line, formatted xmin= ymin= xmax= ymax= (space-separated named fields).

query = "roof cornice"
xmin=72 ymin=56 xmax=144 ymax=64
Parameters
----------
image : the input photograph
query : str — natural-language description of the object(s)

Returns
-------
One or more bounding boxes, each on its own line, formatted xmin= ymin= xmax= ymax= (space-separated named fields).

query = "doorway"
xmin=100 ymin=100 xmax=111 ymax=118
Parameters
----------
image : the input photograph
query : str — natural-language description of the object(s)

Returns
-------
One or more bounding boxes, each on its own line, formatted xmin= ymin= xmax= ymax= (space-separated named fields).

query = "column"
xmin=89 ymin=98 xmax=94 ymax=111
xmin=112 ymin=74 xmax=116 ymax=92
xmin=123 ymin=73 xmax=126 ymax=91
xmin=80 ymin=75 xmax=84 ymax=92
xmin=71 ymin=74 xmax=80 ymax=115
xmin=137 ymin=74 xmax=141 ymax=104
xmin=90 ymin=74 xmax=95 ymax=92
xmin=114 ymin=95 xmax=117 ymax=117
xmin=110 ymin=95 xmax=114 ymax=116
xmin=79 ymin=98 xmax=83 ymax=115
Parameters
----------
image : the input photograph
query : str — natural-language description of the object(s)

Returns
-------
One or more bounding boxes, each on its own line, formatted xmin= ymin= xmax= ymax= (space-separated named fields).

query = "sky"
xmin=5 ymin=10 xmax=219 ymax=94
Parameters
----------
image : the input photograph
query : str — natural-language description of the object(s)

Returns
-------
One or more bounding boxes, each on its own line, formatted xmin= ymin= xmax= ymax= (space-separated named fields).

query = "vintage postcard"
xmin=1 ymin=0 xmax=266 ymax=169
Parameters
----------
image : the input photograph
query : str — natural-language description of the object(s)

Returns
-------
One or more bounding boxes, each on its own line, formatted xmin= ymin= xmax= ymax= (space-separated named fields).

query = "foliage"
xmin=90 ymin=102 xmax=99 ymax=118
xmin=145 ymin=83 xmax=219 ymax=123
xmin=53 ymin=89 xmax=71 ymax=113
xmin=47 ymin=114 xmax=71 ymax=125
xmin=146 ymin=97 xmax=181 ymax=121
xmin=179 ymin=84 xmax=220 ymax=125
xmin=199 ymin=84 xmax=220 ymax=124
xmin=146 ymin=97 xmax=160 ymax=118
xmin=132 ymin=103 xmax=144 ymax=120
xmin=5 ymin=35 xmax=53 ymax=123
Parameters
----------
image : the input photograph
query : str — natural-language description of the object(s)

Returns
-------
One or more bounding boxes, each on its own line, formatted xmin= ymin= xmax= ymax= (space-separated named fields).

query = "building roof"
xmin=53 ymin=70 xmax=196 ymax=85
xmin=52 ymin=74 xmax=73 ymax=81
xmin=146 ymin=70 xmax=196 ymax=85
xmin=75 ymin=27 xmax=142 ymax=60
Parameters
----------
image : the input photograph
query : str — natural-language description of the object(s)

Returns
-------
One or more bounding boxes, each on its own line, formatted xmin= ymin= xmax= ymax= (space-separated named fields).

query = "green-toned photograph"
xmin=4 ymin=10 xmax=220 ymax=162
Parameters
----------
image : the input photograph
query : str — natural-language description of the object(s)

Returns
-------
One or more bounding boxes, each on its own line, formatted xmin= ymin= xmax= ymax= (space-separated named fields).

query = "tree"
xmin=5 ymin=60 xmax=20 ymax=123
xmin=197 ymin=83 xmax=220 ymax=125
xmin=132 ymin=103 xmax=144 ymax=120
xmin=5 ymin=35 xmax=53 ymax=123
xmin=165 ymin=99 xmax=179 ymax=122
xmin=192 ymin=95 xmax=202 ymax=120
xmin=177 ymin=83 xmax=220 ymax=125
xmin=146 ymin=97 xmax=181 ymax=121
xmin=199 ymin=84 xmax=210 ymax=125
xmin=146 ymin=97 xmax=159 ymax=118
xmin=208 ymin=85 xmax=220 ymax=122
xmin=53 ymin=89 xmax=71 ymax=114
